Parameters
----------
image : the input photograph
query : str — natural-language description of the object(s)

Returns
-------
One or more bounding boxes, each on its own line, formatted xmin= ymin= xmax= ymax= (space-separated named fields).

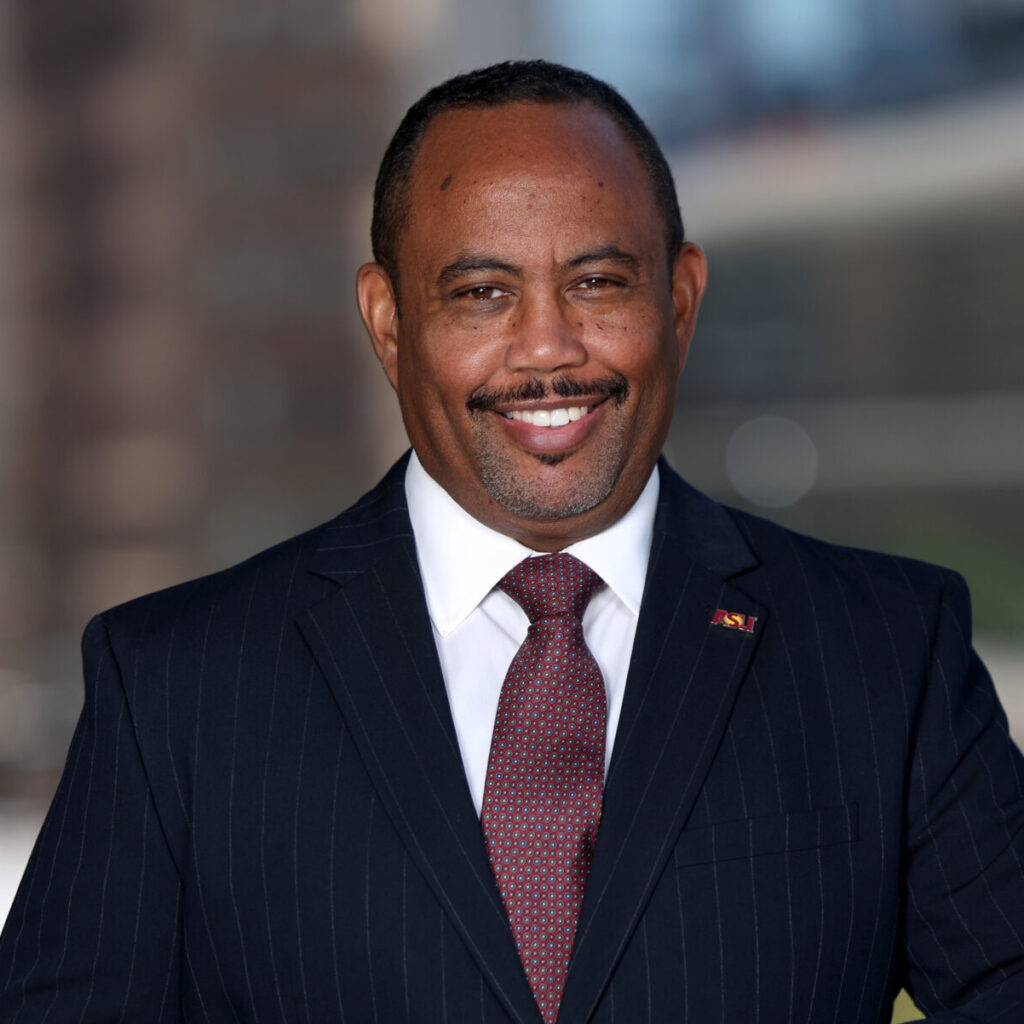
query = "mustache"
xmin=466 ymin=374 xmax=629 ymax=413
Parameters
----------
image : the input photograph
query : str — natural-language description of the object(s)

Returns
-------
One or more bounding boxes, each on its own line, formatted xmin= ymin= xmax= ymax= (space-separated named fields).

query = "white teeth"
xmin=504 ymin=405 xmax=590 ymax=427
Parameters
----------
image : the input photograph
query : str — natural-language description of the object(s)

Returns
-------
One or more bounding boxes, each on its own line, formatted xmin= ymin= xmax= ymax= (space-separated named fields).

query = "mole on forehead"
xmin=425 ymin=175 xmax=606 ymax=216
xmin=412 ymin=108 xmax=643 ymax=211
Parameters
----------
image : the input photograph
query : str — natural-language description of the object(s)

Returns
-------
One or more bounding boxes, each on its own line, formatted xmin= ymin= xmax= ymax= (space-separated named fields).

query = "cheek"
xmin=396 ymin=338 xmax=480 ymax=436
xmin=397 ymin=329 xmax=452 ymax=393
xmin=404 ymin=322 xmax=507 ymax=396
xmin=604 ymin=324 xmax=681 ymax=389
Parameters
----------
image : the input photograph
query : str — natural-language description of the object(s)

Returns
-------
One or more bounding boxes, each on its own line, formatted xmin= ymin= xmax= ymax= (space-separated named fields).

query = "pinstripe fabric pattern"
xmin=3 ymin=453 xmax=1024 ymax=1022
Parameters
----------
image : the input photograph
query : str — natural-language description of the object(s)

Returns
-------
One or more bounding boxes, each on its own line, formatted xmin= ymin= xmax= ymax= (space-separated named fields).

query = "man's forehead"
xmin=387 ymin=99 xmax=673 ymax=290
xmin=400 ymin=108 xmax=661 ymax=268
xmin=410 ymin=100 xmax=640 ymax=184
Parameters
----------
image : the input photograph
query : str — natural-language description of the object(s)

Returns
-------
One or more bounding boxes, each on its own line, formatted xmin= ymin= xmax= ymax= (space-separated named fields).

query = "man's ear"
xmin=356 ymin=262 xmax=400 ymax=390
xmin=670 ymin=242 xmax=708 ymax=373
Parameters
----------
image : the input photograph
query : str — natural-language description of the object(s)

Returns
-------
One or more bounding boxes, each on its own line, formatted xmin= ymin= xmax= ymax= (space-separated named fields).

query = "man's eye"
xmin=460 ymin=285 xmax=508 ymax=301
xmin=576 ymin=276 xmax=620 ymax=291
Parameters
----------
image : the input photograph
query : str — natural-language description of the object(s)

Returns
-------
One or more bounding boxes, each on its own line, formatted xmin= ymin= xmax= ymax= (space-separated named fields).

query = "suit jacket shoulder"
xmin=99 ymin=454 xmax=414 ymax=643
xmin=85 ymin=456 xmax=420 ymax=878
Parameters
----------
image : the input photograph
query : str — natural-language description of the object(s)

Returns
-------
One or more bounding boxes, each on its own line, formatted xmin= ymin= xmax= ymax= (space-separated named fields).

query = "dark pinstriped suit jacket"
xmin=3 ymin=455 xmax=1024 ymax=1023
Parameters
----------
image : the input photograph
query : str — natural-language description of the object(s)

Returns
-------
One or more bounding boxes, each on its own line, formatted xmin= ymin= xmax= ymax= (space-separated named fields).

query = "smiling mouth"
xmin=466 ymin=374 xmax=629 ymax=417
xmin=501 ymin=405 xmax=595 ymax=427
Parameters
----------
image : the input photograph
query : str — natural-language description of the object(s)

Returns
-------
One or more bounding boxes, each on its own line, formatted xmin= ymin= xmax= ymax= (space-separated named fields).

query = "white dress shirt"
xmin=405 ymin=451 xmax=658 ymax=814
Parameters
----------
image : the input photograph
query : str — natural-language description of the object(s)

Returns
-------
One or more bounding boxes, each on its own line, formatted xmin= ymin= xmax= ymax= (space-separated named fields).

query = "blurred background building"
xmin=2 ymin=5 xmax=1023 ymax=1017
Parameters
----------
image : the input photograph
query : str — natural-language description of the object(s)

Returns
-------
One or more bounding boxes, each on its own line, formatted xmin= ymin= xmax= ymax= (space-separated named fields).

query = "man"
xmin=2 ymin=60 xmax=1023 ymax=1023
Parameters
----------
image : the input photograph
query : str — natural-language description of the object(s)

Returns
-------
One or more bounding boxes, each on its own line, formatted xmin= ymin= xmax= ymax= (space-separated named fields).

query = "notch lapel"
xmin=559 ymin=466 xmax=767 ymax=1022
xmin=297 ymin=464 xmax=540 ymax=1024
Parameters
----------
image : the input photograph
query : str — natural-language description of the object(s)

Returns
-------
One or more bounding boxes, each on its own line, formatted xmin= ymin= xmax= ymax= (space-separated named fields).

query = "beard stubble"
xmin=467 ymin=374 xmax=631 ymax=521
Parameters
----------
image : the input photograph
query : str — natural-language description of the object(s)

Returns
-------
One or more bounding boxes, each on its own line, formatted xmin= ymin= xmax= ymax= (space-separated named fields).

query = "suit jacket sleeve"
xmin=902 ymin=572 xmax=1024 ymax=1021
xmin=0 ymin=614 xmax=183 ymax=1023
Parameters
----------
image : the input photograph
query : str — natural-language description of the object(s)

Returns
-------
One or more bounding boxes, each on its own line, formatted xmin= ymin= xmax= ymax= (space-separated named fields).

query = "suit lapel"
xmin=559 ymin=465 xmax=767 ymax=1023
xmin=298 ymin=458 xmax=767 ymax=1024
xmin=297 ymin=462 xmax=540 ymax=1024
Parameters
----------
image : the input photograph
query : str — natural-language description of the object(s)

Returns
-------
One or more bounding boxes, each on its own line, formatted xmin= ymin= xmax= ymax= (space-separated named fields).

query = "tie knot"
xmin=498 ymin=552 xmax=604 ymax=624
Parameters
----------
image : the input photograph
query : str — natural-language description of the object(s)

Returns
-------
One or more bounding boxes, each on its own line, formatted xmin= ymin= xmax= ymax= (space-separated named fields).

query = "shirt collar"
xmin=405 ymin=450 xmax=659 ymax=637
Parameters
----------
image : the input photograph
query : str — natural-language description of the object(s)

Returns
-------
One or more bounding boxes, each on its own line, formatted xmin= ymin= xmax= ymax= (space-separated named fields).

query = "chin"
xmin=480 ymin=458 xmax=623 ymax=523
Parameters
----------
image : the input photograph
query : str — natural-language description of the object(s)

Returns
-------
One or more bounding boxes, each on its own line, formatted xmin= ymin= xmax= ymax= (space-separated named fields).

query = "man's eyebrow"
xmin=561 ymin=246 xmax=640 ymax=272
xmin=437 ymin=254 xmax=522 ymax=285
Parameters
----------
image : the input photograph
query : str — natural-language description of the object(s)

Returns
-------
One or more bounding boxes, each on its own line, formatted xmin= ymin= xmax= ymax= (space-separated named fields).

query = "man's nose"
xmin=504 ymin=292 xmax=587 ymax=373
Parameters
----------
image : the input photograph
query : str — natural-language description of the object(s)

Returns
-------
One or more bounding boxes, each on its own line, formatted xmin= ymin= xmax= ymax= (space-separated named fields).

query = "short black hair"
xmin=370 ymin=60 xmax=684 ymax=305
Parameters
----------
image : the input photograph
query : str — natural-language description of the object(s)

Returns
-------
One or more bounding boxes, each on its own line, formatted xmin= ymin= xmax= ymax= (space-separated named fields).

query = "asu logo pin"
xmin=711 ymin=609 xmax=757 ymax=633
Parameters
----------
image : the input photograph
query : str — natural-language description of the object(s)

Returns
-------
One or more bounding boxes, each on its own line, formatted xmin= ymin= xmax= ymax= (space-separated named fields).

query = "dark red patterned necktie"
xmin=481 ymin=552 xmax=607 ymax=1024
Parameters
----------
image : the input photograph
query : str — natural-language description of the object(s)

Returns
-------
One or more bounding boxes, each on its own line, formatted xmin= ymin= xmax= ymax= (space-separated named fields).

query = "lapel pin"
xmin=711 ymin=609 xmax=757 ymax=633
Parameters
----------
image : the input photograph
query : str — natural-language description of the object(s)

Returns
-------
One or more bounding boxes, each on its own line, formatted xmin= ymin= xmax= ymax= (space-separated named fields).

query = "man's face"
xmin=358 ymin=101 xmax=707 ymax=550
